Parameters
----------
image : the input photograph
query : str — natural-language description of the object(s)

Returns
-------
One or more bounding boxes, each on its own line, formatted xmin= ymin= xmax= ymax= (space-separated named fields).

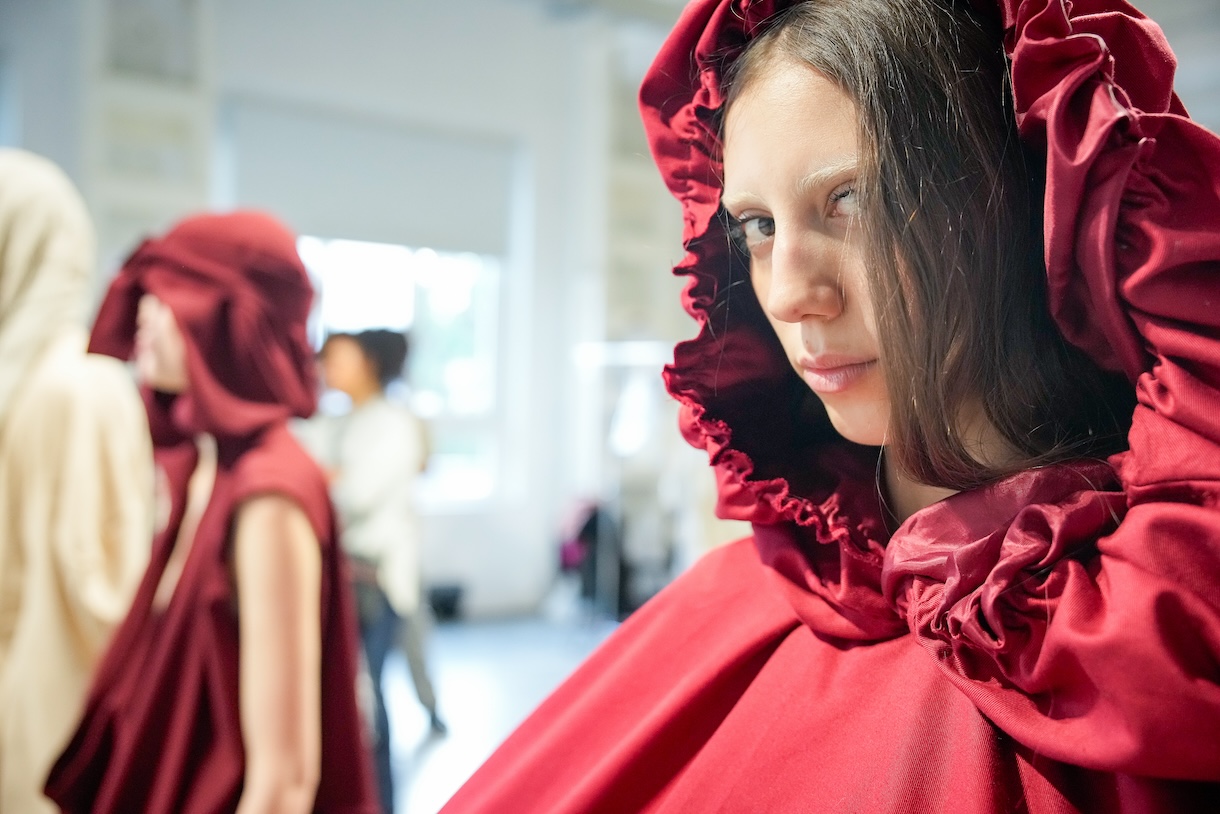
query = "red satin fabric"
xmin=443 ymin=0 xmax=1220 ymax=811
xmin=86 ymin=210 xmax=318 ymax=438
xmin=44 ymin=212 xmax=377 ymax=813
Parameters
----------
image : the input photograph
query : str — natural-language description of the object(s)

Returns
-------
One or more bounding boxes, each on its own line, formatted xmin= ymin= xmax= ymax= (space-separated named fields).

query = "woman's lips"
xmin=798 ymin=357 xmax=877 ymax=394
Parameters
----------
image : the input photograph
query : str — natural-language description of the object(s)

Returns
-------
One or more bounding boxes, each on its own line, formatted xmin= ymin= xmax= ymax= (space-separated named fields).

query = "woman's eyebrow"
xmin=795 ymin=158 xmax=858 ymax=196
xmin=720 ymin=189 xmax=761 ymax=212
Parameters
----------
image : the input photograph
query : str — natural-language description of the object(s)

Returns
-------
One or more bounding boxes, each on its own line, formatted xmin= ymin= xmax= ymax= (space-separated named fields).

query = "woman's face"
xmin=135 ymin=293 xmax=189 ymax=393
xmin=722 ymin=58 xmax=889 ymax=447
xmin=319 ymin=335 xmax=374 ymax=398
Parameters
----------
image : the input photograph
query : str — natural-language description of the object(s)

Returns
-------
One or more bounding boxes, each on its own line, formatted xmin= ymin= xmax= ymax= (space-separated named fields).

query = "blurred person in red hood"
xmin=45 ymin=211 xmax=378 ymax=814
xmin=442 ymin=0 xmax=1220 ymax=811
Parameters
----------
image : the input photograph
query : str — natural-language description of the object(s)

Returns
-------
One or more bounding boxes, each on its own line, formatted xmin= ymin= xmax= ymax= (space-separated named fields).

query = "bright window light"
xmin=297 ymin=235 xmax=416 ymax=336
xmin=297 ymin=235 xmax=501 ymax=506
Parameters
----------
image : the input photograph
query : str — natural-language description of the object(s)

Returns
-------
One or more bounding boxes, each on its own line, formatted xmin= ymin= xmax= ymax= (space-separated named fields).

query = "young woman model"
xmin=44 ymin=211 xmax=378 ymax=814
xmin=442 ymin=0 xmax=1220 ymax=811
xmin=301 ymin=329 xmax=444 ymax=813
xmin=0 ymin=150 xmax=152 ymax=814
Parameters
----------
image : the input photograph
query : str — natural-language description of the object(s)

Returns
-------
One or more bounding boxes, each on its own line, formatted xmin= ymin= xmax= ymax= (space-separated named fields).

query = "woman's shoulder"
xmin=621 ymin=536 xmax=793 ymax=644
xmin=18 ymin=334 xmax=136 ymax=406
xmin=357 ymin=396 xmax=420 ymax=427
xmin=5 ymin=336 xmax=145 ymax=451
xmin=230 ymin=423 xmax=334 ymax=538
xmin=348 ymin=397 xmax=425 ymax=449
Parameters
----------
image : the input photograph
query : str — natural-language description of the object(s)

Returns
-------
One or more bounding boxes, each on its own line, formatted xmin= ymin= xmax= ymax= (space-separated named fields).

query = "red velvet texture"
xmin=444 ymin=0 xmax=1220 ymax=811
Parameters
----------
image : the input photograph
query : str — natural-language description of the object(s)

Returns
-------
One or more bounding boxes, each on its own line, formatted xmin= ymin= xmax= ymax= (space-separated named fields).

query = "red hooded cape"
xmin=443 ymin=1 xmax=1220 ymax=811
xmin=44 ymin=211 xmax=378 ymax=813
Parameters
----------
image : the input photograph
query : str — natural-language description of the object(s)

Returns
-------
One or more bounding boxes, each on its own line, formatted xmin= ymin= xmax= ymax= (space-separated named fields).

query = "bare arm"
xmin=233 ymin=494 xmax=322 ymax=814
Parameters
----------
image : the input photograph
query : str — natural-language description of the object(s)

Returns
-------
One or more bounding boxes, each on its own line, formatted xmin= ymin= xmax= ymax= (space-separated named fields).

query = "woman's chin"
xmin=135 ymin=364 xmax=157 ymax=391
xmin=823 ymin=405 xmax=888 ymax=448
xmin=140 ymin=368 xmax=187 ymax=394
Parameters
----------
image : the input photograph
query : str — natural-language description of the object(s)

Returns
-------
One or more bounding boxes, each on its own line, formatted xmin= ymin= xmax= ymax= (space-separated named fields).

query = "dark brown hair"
xmin=723 ymin=0 xmax=1133 ymax=489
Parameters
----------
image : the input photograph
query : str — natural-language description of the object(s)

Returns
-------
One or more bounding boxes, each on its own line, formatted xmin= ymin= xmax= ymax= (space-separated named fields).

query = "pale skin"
xmin=136 ymin=294 xmax=322 ymax=814
xmin=721 ymin=58 xmax=1007 ymax=523
xmin=316 ymin=335 xmax=382 ymax=483
xmin=319 ymin=335 xmax=382 ymax=408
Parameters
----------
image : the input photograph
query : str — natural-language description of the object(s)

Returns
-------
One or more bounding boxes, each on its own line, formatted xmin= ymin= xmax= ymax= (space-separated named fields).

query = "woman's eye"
xmin=829 ymin=184 xmax=859 ymax=218
xmin=727 ymin=215 xmax=775 ymax=253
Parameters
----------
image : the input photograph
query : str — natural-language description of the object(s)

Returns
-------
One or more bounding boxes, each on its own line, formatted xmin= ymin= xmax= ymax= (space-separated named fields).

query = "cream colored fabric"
xmin=0 ymin=150 xmax=153 ymax=814
xmin=0 ymin=333 xmax=154 ymax=814
xmin=0 ymin=149 xmax=93 ymax=425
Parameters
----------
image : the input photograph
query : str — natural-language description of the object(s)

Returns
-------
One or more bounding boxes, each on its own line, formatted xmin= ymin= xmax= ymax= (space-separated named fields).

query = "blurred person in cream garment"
xmin=0 ymin=148 xmax=152 ymax=814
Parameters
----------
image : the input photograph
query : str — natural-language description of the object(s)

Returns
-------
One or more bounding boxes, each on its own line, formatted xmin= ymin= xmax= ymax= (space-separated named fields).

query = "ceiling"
xmin=530 ymin=0 xmax=686 ymax=26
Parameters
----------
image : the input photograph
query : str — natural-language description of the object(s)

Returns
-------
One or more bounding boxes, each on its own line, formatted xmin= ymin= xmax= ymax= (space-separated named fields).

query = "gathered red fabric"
xmin=44 ymin=211 xmax=378 ymax=813
xmin=87 ymin=210 xmax=319 ymax=440
xmin=442 ymin=1 xmax=1220 ymax=811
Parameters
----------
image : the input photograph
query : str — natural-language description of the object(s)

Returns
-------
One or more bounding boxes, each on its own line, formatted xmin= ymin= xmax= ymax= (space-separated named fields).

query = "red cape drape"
xmin=443 ymin=1 xmax=1220 ymax=811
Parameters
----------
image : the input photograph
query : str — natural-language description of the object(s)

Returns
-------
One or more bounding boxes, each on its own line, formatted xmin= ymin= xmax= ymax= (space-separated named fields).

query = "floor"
xmin=382 ymin=612 xmax=619 ymax=814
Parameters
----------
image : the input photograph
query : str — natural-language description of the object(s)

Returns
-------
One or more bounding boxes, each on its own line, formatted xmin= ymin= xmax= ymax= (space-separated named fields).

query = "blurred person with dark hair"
xmin=0 ymin=150 xmax=153 ymax=814
xmin=44 ymin=211 xmax=377 ymax=814
xmin=300 ymin=328 xmax=444 ymax=814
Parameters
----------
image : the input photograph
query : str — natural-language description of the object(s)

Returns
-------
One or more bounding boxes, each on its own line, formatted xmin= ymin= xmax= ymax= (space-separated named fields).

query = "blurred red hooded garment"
xmin=44 ymin=211 xmax=378 ymax=813
xmin=442 ymin=0 xmax=1220 ymax=811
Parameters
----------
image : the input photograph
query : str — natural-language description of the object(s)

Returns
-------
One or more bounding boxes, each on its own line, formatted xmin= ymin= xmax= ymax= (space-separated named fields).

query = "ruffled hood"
xmin=89 ymin=210 xmax=317 ymax=444
xmin=640 ymin=0 xmax=1204 ymax=642
xmin=0 ymin=149 xmax=95 ymax=425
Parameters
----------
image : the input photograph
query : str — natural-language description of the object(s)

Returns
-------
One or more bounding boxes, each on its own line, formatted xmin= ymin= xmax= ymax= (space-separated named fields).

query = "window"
xmin=298 ymin=235 xmax=501 ymax=506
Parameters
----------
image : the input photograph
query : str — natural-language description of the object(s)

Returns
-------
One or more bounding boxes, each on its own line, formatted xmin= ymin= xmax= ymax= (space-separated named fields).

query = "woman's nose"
xmin=764 ymin=235 xmax=844 ymax=323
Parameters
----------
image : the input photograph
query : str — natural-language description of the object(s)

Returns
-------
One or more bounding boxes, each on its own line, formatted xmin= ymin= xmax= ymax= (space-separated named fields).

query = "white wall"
xmin=0 ymin=0 xmax=85 ymax=177
xmin=0 ymin=0 xmax=630 ymax=617
xmin=222 ymin=97 xmax=517 ymax=254
xmin=213 ymin=0 xmax=626 ymax=615
xmin=3 ymin=0 xmax=1213 ymax=617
